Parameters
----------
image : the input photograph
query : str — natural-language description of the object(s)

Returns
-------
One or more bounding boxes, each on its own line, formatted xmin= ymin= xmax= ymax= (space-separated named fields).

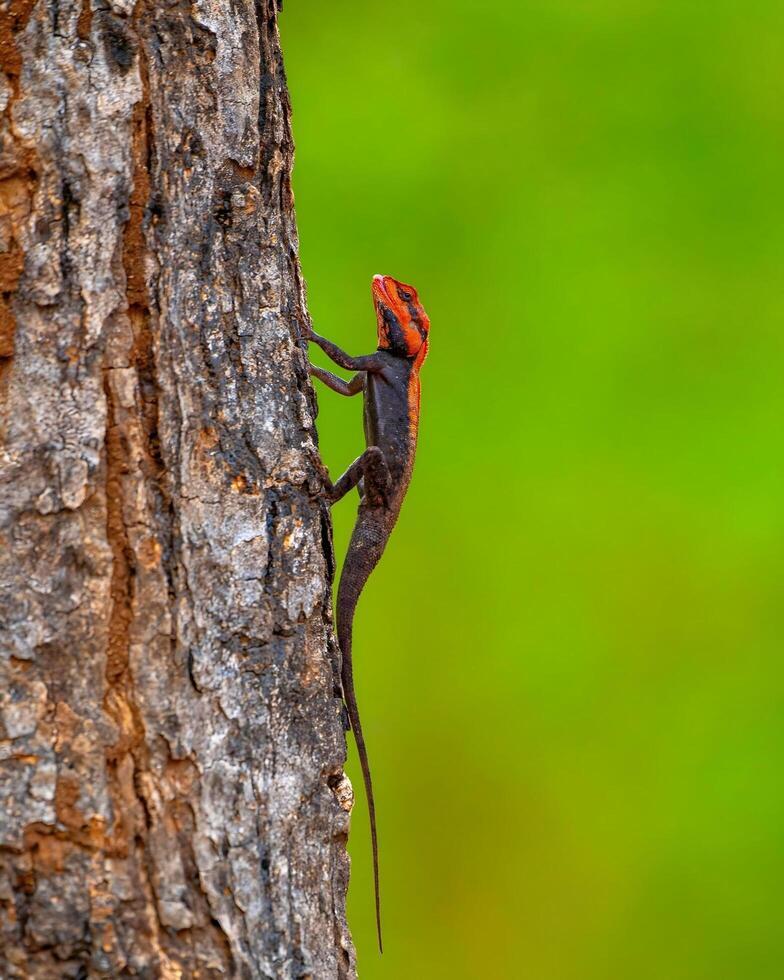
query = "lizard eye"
xmin=398 ymin=289 xmax=412 ymax=302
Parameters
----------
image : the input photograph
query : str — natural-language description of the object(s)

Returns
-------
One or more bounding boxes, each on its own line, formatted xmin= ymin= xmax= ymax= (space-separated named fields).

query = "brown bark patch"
xmin=0 ymin=173 xmax=33 ymax=361
xmin=123 ymin=42 xmax=150 ymax=309
xmin=22 ymin=826 xmax=73 ymax=875
xmin=0 ymin=297 xmax=15 ymax=358
xmin=0 ymin=2 xmax=39 ymax=369
xmin=104 ymin=381 xmax=133 ymax=686
xmin=0 ymin=1 xmax=37 ymax=90
xmin=54 ymin=774 xmax=86 ymax=831
xmin=76 ymin=0 xmax=92 ymax=43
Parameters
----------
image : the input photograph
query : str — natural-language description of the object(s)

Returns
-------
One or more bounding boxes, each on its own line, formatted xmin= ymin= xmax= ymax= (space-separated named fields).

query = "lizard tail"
xmin=336 ymin=513 xmax=389 ymax=954
xmin=340 ymin=623 xmax=383 ymax=954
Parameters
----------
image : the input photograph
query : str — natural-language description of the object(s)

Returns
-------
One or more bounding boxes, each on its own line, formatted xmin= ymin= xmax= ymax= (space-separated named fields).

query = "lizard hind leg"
xmin=326 ymin=446 xmax=391 ymax=507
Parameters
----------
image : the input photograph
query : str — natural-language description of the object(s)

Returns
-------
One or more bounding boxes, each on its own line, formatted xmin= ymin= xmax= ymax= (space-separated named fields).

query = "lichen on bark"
xmin=0 ymin=1 xmax=354 ymax=976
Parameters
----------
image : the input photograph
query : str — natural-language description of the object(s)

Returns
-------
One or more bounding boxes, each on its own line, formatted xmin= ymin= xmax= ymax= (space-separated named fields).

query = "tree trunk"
xmin=0 ymin=1 xmax=355 ymax=976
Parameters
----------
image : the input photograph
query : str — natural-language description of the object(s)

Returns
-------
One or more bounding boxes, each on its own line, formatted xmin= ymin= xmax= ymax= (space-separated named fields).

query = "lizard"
xmin=304 ymin=273 xmax=430 ymax=953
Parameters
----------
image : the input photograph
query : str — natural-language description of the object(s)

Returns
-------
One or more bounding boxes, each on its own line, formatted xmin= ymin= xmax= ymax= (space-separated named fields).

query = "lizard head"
xmin=372 ymin=274 xmax=430 ymax=366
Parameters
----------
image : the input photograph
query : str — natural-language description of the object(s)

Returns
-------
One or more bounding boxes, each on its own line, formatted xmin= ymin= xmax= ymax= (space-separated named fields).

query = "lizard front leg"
xmin=309 ymin=332 xmax=385 ymax=373
xmin=325 ymin=447 xmax=391 ymax=508
xmin=309 ymin=364 xmax=365 ymax=396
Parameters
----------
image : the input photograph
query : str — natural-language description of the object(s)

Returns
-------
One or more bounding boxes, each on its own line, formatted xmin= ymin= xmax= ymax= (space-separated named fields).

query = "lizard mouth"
xmin=372 ymin=274 xmax=392 ymax=306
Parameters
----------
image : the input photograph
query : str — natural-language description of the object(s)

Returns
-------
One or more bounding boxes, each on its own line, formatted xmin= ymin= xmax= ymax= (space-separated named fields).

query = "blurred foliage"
xmin=281 ymin=1 xmax=784 ymax=976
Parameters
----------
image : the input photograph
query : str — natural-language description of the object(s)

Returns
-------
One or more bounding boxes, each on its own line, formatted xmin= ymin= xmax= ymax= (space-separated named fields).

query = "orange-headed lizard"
xmin=305 ymin=274 xmax=430 ymax=952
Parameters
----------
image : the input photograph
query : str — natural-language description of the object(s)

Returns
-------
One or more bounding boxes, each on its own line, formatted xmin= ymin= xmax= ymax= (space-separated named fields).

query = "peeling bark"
xmin=0 ymin=1 xmax=355 ymax=976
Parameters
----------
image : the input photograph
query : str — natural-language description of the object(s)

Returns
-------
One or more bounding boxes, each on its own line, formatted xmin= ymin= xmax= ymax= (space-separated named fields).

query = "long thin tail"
xmin=336 ymin=514 xmax=389 ymax=953
xmin=341 ymin=637 xmax=382 ymax=953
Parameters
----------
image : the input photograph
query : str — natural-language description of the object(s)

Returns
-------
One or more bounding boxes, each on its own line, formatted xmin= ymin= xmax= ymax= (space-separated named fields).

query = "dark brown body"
xmin=339 ymin=356 xmax=420 ymax=636
xmin=363 ymin=352 xmax=419 ymax=506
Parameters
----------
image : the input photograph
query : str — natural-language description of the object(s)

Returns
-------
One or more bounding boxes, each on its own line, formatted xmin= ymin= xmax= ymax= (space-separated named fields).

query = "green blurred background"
xmin=282 ymin=2 xmax=784 ymax=976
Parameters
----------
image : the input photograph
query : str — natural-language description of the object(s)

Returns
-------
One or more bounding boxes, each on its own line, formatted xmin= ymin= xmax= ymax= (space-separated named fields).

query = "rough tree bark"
xmin=0 ymin=1 xmax=357 ymax=976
